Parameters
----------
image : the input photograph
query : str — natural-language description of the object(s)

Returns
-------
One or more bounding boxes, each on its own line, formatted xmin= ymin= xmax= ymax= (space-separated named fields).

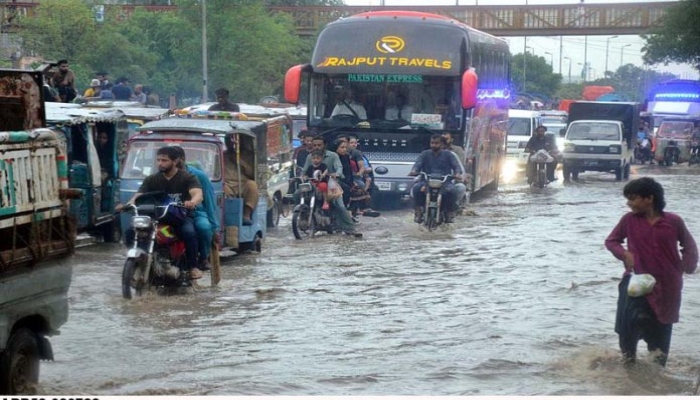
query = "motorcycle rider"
xmin=691 ymin=127 xmax=700 ymax=160
xmin=118 ymin=146 xmax=204 ymax=280
xmin=524 ymin=125 xmax=557 ymax=182
xmin=301 ymin=135 xmax=362 ymax=237
xmin=172 ymin=145 xmax=219 ymax=272
xmin=636 ymin=125 xmax=653 ymax=164
xmin=409 ymin=134 xmax=464 ymax=223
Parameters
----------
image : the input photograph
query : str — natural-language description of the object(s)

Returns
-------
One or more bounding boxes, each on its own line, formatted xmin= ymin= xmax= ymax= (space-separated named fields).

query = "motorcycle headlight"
xmin=131 ymin=215 xmax=152 ymax=229
xmin=298 ymin=183 xmax=313 ymax=193
xmin=428 ymin=179 xmax=443 ymax=188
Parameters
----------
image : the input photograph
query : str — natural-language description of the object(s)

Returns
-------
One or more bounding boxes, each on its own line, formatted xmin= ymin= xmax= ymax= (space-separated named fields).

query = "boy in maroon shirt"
xmin=605 ymin=177 xmax=698 ymax=367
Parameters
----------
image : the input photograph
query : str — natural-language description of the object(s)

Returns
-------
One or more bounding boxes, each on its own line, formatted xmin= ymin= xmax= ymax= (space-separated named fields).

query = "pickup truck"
xmin=561 ymin=101 xmax=638 ymax=181
xmin=0 ymin=69 xmax=74 ymax=394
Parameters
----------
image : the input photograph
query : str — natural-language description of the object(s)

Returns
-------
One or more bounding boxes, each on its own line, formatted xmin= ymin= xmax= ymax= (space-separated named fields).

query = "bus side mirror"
xmin=284 ymin=64 xmax=307 ymax=104
xmin=461 ymin=68 xmax=478 ymax=110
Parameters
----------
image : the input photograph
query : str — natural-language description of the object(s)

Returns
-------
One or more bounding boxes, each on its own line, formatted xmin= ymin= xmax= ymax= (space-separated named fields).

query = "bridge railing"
xmin=1 ymin=2 xmax=675 ymax=36
xmin=268 ymin=3 xmax=673 ymax=36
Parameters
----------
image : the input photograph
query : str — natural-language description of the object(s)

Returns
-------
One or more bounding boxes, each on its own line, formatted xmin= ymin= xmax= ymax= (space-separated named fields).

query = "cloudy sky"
xmin=342 ymin=0 xmax=698 ymax=80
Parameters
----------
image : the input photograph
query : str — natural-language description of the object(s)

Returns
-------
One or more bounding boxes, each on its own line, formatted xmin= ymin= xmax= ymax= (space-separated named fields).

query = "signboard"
xmin=410 ymin=113 xmax=443 ymax=129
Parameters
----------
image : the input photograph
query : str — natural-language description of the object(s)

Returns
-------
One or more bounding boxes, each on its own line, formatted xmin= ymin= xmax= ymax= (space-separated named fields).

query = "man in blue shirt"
xmin=173 ymin=146 xmax=219 ymax=271
xmin=409 ymin=134 xmax=464 ymax=223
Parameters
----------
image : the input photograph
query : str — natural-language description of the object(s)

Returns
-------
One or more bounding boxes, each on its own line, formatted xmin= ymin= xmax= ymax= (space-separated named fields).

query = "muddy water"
xmin=39 ymin=165 xmax=700 ymax=395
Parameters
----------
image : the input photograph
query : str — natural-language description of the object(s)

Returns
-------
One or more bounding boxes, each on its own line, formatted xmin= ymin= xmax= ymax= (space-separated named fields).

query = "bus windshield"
xmin=308 ymin=73 xmax=462 ymax=131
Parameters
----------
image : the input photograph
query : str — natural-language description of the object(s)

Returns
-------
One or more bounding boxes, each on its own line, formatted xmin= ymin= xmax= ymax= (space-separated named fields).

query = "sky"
xmin=342 ymin=0 xmax=699 ymax=81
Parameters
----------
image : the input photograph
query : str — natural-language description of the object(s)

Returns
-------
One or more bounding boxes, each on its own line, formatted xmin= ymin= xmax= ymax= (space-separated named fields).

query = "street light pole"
xmin=201 ymin=0 xmax=208 ymax=102
xmin=564 ymin=56 xmax=571 ymax=84
xmin=605 ymin=35 xmax=618 ymax=77
xmin=620 ymin=44 xmax=632 ymax=68
xmin=544 ymin=51 xmax=554 ymax=68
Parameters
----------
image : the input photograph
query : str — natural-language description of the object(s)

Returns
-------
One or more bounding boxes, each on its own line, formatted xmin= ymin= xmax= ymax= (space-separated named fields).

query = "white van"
xmin=507 ymin=109 xmax=542 ymax=166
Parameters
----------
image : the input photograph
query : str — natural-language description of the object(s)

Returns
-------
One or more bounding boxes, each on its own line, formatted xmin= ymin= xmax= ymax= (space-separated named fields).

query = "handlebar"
xmin=122 ymin=201 xmax=186 ymax=220
xmin=417 ymin=172 xmax=453 ymax=182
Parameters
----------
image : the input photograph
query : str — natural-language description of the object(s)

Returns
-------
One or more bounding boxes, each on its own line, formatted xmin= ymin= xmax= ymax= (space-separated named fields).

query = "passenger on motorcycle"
xmin=119 ymin=146 xmax=204 ymax=279
xmin=304 ymin=150 xmax=331 ymax=210
xmin=408 ymin=134 xmax=464 ymax=224
xmin=524 ymin=125 xmax=558 ymax=182
xmin=172 ymin=145 xmax=219 ymax=272
xmin=301 ymin=136 xmax=362 ymax=237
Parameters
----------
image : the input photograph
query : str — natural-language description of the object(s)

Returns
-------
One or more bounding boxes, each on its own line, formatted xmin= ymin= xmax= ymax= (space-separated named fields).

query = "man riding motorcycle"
xmin=636 ymin=126 xmax=654 ymax=164
xmin=409 ymin=134 xmax=464 ymax=223
xmin=524 ymin=125 xmax=558 ymax=182
xmin=117 ymin=146 xmax=204 ymax=279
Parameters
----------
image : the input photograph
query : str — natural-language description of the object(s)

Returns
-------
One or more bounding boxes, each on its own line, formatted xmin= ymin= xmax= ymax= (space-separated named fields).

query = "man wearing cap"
xmin=83 ymin=79 xmax=102 ymax=98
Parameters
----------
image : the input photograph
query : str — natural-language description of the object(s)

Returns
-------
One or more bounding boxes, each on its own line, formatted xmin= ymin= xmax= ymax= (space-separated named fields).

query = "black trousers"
xmin=615 ymin=274 xmax=673 ymax=366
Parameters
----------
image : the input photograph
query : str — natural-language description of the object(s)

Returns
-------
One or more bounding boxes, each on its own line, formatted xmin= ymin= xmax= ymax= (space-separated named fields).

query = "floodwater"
xmin=39 ymin=164 xmax=700 ymax=395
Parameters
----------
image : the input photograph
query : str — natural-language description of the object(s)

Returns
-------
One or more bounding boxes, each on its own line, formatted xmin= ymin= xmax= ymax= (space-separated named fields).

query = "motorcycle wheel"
xmin=427 ymin=207 xmax=438 ymax=231
xmin=537 ymin=168 xmax=546 ymax=188
xmin=122 ymin=258 xmax=145 ymax=299
xmin=291 ymin=211 xmax=310 ymax=240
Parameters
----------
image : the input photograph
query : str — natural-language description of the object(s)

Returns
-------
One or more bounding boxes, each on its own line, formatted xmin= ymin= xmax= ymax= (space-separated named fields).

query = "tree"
xmin=510 ymin=53 xmax=562 ymax=98
xmin=556 ymin=64 xmax=678 ymax=101
xmin=642 ymin=0 xmax=700 ymax=70
xmin=265 ymin=0 xmax=345 ymax=5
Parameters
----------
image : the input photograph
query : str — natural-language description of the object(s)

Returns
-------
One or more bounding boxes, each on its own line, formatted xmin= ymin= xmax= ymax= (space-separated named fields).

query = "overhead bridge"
xmin=0 ymin=2 xmax=679 ymax=36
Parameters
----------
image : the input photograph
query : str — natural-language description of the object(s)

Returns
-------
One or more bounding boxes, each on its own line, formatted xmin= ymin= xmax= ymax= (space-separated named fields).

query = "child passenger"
xmin=304 ymin=150 xmax=330 ymax=210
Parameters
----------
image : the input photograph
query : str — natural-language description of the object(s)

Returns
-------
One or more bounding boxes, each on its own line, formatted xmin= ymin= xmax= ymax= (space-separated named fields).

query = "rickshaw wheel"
xmin=253 ymin=235 xmax=262 ymax=253
xmin=267 ymin=196 xmax=281 ymax=228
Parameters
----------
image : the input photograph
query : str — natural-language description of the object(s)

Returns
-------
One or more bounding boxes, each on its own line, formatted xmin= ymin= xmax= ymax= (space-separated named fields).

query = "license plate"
xmin=583 ymin=160 xmax=598 ymax=166
xmin=376 ymin=181 xmax=392 ymax=191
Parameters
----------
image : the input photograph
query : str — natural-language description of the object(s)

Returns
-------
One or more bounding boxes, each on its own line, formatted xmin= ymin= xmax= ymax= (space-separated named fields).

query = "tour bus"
xmin=284 ymin=10 xmax=511 ymax=204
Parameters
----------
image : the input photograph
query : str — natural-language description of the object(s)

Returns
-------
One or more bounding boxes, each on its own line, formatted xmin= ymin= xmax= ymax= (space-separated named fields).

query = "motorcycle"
xmin=689 ymin=140 xmax=700 ymax=165
xmin=291 ymin=177 xmax=335 ymax=239
xmin=634 ymin=138 xmax=653 ymax=164
xmin=662 ymin=139 xmax=680 ymax=166
xmin=120 ymin=193 xmax=193 ymax=299
xmin=527 ymin=149 xmax=554 ymax=188
xmin=416 ymin=172 xmax=453 ymax=231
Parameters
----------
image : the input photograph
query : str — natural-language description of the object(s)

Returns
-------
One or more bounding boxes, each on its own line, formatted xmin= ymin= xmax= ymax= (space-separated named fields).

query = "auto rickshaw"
xmin=45 ymin=102 xmax=128 ymax=242
xmin=82 ymin=100 xmax=171 ymax=138
xmin=654 ymin=116 xmax=700 ymax=165
xmin=120 ymin=113 xmax=277 ymax=253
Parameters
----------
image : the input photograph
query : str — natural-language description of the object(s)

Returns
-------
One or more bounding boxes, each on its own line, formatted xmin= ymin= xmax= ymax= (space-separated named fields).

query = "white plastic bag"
xmin=529 ymin=149 xmax=554 ymax=163
xmin=627 ymin=273 xmax=656 ymax=297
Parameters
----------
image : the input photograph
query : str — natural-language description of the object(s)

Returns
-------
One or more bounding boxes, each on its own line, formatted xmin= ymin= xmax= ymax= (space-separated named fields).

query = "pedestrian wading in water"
xmin=605 ymin=177 xmax=698 ymax=367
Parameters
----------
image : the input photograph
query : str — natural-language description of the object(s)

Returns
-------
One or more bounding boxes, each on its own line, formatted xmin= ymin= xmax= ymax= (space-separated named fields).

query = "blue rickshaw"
xmin=119 ymin=115 xmax=270 ymax=253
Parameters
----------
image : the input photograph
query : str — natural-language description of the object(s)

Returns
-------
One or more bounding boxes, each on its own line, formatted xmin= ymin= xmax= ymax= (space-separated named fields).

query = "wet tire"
xmin=122 ymin=258 xmax=145 ymax=299
xmin=266 ymin=196 xmax=281 ymax=228
xmin=537 ymin=169 xmax=546 ymax=188
xmin=623 ymin=163 xmax=630 ymax=179
xmin=0 ymin=328 xmax=40 ymax=395
xmin=427 ymin=207 xmax=438 ymax=231
xmin=615 ymin=167 xmax=623 ymax=181
xmin=253 ymin=235 xmax=262 ymax=253
xmin=292 ymin=211 xmax=310 ymax=240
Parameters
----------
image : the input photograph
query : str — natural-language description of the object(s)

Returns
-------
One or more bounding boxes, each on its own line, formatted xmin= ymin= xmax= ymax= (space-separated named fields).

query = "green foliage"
xmin=16 ymin=0 xmax=308 ymax=105
xmin=265 ymin=0 xmax=344 ymax=5
xmin=510 ymin=53 xmax=562 ymax=97
xmin=642 ymin=0 xmax=700 ymax=70
xmin=555 ymin=83 xmax=585 ymax=100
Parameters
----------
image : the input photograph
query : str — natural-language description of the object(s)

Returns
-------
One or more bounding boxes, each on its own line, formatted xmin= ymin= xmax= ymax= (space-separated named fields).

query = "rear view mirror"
xmin=284 ymin=64 xmax=310 ymax=104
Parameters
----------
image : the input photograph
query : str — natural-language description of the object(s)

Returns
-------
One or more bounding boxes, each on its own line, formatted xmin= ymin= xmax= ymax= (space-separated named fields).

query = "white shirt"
xmin=331 ymin=101 xmax=367 ymax=120
xmin=385 ymin=105 xmax=413 ymax=121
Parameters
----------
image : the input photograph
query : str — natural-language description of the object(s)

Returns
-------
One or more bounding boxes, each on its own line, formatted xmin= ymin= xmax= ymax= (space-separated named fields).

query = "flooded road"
xmin=39 ymin=164 xmax=700 ymax=395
